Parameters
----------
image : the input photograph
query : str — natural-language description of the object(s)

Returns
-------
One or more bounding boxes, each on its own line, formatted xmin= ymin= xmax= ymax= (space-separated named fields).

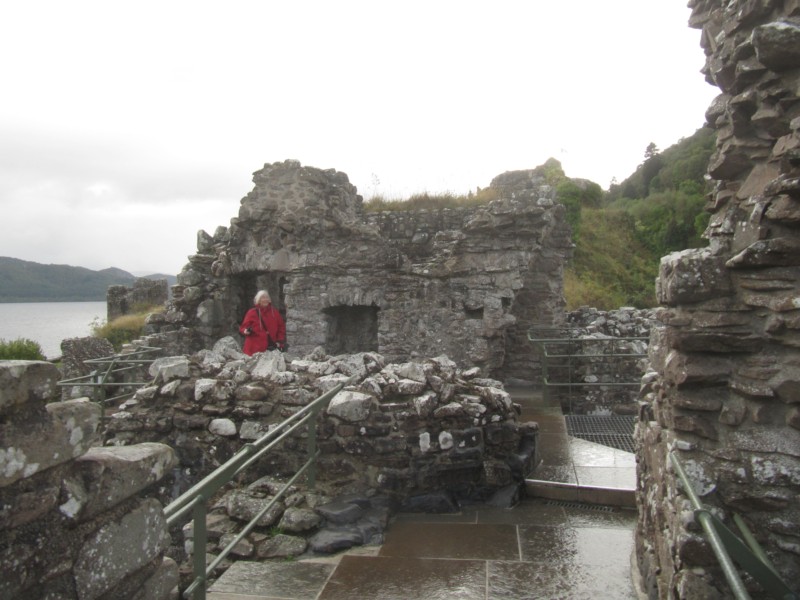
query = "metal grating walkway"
xmin=565 ymin=415 xmax=636 ymax=453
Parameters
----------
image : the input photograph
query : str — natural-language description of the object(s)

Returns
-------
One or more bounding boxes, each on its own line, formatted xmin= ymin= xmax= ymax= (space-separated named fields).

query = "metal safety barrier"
xmin=670 ymin=452 xmax=797 ymax=600
xmin=528 ymin=326 xmax=648 ymax=412
xmin=57 ymin=345 xmax=162 ymax=443
xmin=164 ymin=382 xmax=345 ymax=600
xmin=57 ymin=345 xmax=162 ymax=404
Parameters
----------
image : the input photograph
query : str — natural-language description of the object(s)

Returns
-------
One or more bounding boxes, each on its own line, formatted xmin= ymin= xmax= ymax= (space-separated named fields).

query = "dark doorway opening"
xmin=323 ymin=305 xmax=379 ymax=354
xmin=231 ymin=273 xmax=288 ymax=332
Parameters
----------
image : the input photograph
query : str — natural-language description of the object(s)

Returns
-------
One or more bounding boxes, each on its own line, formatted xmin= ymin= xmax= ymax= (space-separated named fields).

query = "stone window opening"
xmin=323 ymin=305 xmax=379 ymax=355
xmin=464 ymin=307 xmax=484 ymax=320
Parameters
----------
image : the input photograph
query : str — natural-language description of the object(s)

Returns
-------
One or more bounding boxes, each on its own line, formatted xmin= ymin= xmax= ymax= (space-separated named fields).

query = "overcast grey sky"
xmin=0 ymin=1 xmax=718 ymax=276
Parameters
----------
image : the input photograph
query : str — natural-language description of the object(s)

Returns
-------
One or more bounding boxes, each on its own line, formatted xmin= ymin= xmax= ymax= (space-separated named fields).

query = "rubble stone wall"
xmin=635 ymin=1 xmax=800 ymax=597
xmin=0 ymin=361 xmax=179 ymax=600
xmin=107 ymin=277 xmax=169 ymax=321
xmin=145 ymin=160 xmax=572 ymax=383
xmin=107 ymin=340 xmax=537 ymax=505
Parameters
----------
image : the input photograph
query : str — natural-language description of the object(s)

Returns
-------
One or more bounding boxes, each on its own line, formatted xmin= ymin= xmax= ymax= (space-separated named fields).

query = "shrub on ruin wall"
xmin=0 ymin=337 xmax=46 ymax=360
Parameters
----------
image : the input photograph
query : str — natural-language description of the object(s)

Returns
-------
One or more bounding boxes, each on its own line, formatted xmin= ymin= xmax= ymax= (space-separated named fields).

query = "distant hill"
xmin=0 ymin=257 xmax=176 ymax=302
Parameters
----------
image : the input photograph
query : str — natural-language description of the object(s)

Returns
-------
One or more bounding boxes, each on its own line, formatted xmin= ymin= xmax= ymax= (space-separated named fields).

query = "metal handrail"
xmin=528 ymin=329 xmax=648 ymax=409
xmin=669 ymin=452 xmax=797 ymax=600
xmin=542 ymin=381 xmax=642 ymax=387
xmin=57 ymin=345 xmax=162 ymax=404
xmin=164 ymin=382 xmax=345 ymax=600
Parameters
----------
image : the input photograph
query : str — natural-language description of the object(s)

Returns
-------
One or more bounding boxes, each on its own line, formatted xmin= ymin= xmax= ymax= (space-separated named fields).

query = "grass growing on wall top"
xmin=364 ymin=188 xmax=500 ymax=212
xmin=92 ymin=304 xmax=164 ymax=351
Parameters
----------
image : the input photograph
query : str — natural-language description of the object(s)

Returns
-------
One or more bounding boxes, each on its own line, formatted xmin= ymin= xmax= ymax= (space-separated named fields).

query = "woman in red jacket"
xmin=239 ymin=290 xmax=286 ymax=355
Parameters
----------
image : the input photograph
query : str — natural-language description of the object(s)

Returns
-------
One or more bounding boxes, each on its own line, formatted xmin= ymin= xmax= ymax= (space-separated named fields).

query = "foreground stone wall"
xmin=635 ymin=1 xmax=800 ymax=597
xmin=145 ymin=160 xmax=572 ymax=382
xmin=108 ymin=340 xmax=537 ymax=504
xmin=0 ymin=361 xmax=178 ymax=599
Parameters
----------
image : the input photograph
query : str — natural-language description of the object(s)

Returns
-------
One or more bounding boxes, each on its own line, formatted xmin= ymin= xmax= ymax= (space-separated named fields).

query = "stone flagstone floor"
xmin=207 ymin=498 xmax=638 ymax=599
xmin=207 ymin=388 xmax=641 ymax=600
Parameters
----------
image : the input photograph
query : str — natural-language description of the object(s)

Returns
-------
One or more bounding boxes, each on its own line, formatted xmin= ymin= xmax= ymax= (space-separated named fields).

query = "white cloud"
xmin=0 ymin=0 xmax=718 ymax=274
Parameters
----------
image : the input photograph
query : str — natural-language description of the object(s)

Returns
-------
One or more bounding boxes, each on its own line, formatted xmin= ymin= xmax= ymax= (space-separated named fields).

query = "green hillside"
xmin=0 ymin=257 xmax=165 ymax=302
xmin=565 ymin=127 xmax=715 ymax=309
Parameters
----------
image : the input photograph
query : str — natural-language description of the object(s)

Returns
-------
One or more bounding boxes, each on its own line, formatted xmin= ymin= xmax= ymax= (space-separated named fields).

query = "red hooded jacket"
xmin=239 ymin=304 xmax=286 ymax=355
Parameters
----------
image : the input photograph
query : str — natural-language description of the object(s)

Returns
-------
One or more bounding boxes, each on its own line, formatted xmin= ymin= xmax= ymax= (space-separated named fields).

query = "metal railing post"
xmin=307 ymin=405 xmax=318 ymax=489
xmin=191 ymin=500 xmax=207 ymax=600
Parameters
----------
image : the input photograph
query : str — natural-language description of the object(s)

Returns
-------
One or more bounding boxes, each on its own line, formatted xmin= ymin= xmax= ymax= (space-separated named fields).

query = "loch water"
xmin=0 ymin=301 xmax=106 ymax=359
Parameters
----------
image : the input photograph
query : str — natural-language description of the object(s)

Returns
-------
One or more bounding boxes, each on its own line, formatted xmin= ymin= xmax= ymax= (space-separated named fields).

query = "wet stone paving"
xmin=208 ymin=387 xmax=639 ymax=599
xmin=208 ymin=499 xmax=638 ymax=600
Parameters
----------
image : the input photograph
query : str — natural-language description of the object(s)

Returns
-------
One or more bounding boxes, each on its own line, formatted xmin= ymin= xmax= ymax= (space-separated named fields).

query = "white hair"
xmin=254 ymin=290 xmax=271 ymax=304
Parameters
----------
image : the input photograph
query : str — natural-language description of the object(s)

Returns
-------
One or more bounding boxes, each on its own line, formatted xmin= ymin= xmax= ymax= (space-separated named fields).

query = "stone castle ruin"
xmin=635 ymin=1 xmax=800 ymax=597
xmin=107 ymin=278 xmax=169 ymax=321
xmin=1 ymin=161 xmax=573 ymax=599
xmin=3 ymin=0 xmax=800 ymax=597
xmin=145 ymin=160 xmax=573 ymax=382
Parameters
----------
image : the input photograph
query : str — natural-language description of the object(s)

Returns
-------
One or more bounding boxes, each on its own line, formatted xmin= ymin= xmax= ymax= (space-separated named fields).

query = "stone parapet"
xmin=0 ymin=361 xmax=178 ymax=599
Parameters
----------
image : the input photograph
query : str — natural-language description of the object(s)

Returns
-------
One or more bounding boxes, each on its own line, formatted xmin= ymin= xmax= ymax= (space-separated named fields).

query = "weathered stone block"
xmin=662 ymin=350 xmax=732 ymax=387
xmin=788 ymin=407 xmax=800 ymax=430
xmin=672 ymin=413 xmax=719 ymax=440
xmin=73 ymin=498 xmax=169 ymax=600
xmin=729 ymin=427 xmax=800 ymax=458
xmin=327 ymin=390 xmax=373 ymax=422
xmin=256 ymin=533 xmax=307 ymax=558
xmin=209 ymin=418 xmax=237 ymax=436
xmin=224 ymin=490 xmax=284 ymax=526
xmin=234 ymin=383 xmax=270 ymax=402
xmin=149 ymin=356 xmax=190 ymax=382
xmin=1 ymin=398 xmax=101 ymax=486
xmin=752 ymin=20 xmax=800 ymax=71
xmin=719 ymin=396 xmax=748 ymax=426
xmin=727 ymin=237 xmax=800 ymax=268
xmin=657 ymin=248 xmax=732 ymax=306
xmin=672 ymin=388 xmax=724 ymax=412
xmin=668 ymin=328 xmax=765 ymax=353
xmin=0 ymin=484 xmax=60 ymax=529
xmin=0 ymin=360 xmax=59 ymax=416
xmin=250 ymin=351 xmax=287 ymax=379
xmin=278 ymin=507 xmax=322 ymax=532
xmin=64 ymin=443 xmax=178 ymax=520
xmin=130 ymin=556 xmax=179 ymax=600
xmin=750 ymin=454 xmax=800 ymax=486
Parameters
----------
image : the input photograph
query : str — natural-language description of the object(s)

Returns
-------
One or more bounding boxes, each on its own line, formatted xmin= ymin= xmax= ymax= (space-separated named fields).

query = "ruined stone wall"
xmin=146 ymin=160 xmax=572 ymax=383
xmin=0 ymin=361 xmax=178 ymax=600
xmin=107 ymin=340 xmax=537 ymax=505
xmin=107 ymin=277 xmax=169 ymax=321
xmin=635 ymin=1 xmax=800 ymax=597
